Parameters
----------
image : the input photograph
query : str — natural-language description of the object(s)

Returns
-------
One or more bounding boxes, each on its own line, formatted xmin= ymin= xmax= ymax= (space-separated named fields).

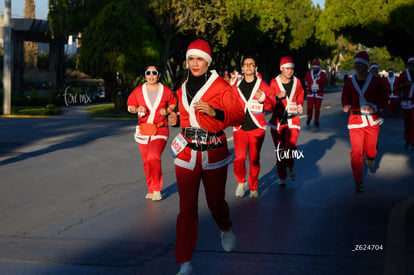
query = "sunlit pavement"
xmin=0 ymin=86 xmax=413 ymax=274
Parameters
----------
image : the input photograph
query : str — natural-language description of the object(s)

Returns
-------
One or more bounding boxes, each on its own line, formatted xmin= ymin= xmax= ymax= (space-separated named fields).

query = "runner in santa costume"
xmin=399 ymin=56 xmax=414 ymax=151
xmin=268 ymin=56 xmax=304 ymax=187
xmin=304 ymin=59 xmax=328 ymax=127
xmin=383 ymin=68 xmax=400 ymax=117
xmin=368 ymin=62 xmax=380 ymax=77
xmin=168 ymin=39 xmax=244 ymax=275
xmin=341 ymin=51 xmax=388 ymax=192
xmin=127 ymin=64 xmax=177 ymax=201
xmin=232 ymin=56 xmax=275 ymax=198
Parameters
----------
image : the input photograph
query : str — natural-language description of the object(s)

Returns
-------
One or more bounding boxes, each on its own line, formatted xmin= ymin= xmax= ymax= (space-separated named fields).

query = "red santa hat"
xmin=408 ymin=56 xmax=414 ymax=64
xmin=186 ymin=39 xmax=212 ymax=65
xmin=354 ymin=51 xmax=370 ymax=67
xmin=280 ymin=56 xmax=295 ymax=70
xmin=369 ymin=62 xmax=379 ymax=71
xmin=312 ymin=59 xmax=321 ymax=68
xmin=387 ymin=68 xmax=394 ymax=72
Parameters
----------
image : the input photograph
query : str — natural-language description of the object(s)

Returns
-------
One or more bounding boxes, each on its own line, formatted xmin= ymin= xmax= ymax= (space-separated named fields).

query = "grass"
xmin=1 ymin=103 xmax=134 ymax=119
xmin=86 ymin=103 xmax=135 ymax=119
xmin=4 ymin=105 xmax=62 ymax=116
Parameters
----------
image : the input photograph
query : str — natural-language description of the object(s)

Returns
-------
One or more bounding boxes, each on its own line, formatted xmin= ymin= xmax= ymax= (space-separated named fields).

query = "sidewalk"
xmin=57 ymin=105 xmax=92 ymax=119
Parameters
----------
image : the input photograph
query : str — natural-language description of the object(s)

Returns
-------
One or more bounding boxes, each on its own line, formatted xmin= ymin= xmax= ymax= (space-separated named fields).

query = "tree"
xmin=48 ymin=0 xmax=112 ymax=38
xmin=323 ymin=0 xmax=414 ymax=62
xmin=78 ymin=0 xmax=162 ymax=110
xmin=24 ymin=0 xmax=38 ymax=70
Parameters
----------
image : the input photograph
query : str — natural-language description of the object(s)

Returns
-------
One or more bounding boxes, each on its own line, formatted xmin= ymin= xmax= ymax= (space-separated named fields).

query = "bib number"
xmin=249 ymin=101 xmax=263 ymax=114
xmin=287 ymin=102 xmax=298 ymax=116
xmin=401 ymin=101 xmax=411 ymax=109
xmin=311 ymin=84 xmax=319 ymax=93
xmin=170 ymin=133 xmax=188 ymax=158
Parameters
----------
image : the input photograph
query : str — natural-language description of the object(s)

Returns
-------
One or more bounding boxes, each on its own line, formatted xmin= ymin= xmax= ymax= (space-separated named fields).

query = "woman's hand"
xmin=137 ymin=106 xmax=147 ymax=113
xmin=159 ymin=108 xmax=167 ymax=116
xmin=168 ymin=112 xmax=178 ymax=126
xmin=127 ymin=105 xmax=137 ymax=113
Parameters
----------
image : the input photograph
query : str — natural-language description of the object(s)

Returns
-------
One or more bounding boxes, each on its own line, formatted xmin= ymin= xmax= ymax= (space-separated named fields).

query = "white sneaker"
xmin=278 ymin=178 xmax=287 ymax=187
xmin=288 ymin=168 xmax=296 ymax=181
xmin=221 ymin=228 xmax=236 ymax=252
xmin=152 ymin=191 xmax=162 ymax=201
xmin=145 ymin=193 xmax=153 ymax=200
xmin=249 ymin=190 xmax=259 ymax=198
xmin=235 ymin=182 xmax=245 ymax=198
xmin=176 ymin=261 xmax=193 ymax=275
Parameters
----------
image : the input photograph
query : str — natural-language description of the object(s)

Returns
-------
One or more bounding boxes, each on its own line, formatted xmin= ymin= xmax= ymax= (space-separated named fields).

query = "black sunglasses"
xmin=145 ymin=70 xmax=159 ymax=76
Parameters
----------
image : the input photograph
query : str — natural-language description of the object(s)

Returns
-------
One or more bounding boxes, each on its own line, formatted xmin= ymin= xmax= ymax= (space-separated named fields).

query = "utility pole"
xmin=3 ymin=0 xmax=12 ymax=115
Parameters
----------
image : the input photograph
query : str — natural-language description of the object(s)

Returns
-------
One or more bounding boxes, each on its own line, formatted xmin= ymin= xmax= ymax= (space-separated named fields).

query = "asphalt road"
xmin=0 ymin=88 xmax=413 ymax=275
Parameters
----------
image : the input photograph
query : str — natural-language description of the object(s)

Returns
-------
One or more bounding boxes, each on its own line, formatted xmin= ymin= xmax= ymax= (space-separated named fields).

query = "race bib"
xmin=287 ymin=102 xmax=298 ymax=115
xmin=249 ymin=101 xmax=263 ymax=114
xmin=170 ymin=133 xmax=188 ymax=158
xmin=401 ymin=101 xmax=409 ymax=109
xmin=311 ymin=84 xmax=319 ymax=93
xmin=360 ymin=106 xmax=371 ymax=115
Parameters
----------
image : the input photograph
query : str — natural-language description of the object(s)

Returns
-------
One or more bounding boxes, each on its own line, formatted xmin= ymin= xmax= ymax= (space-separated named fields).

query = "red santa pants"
xmin=349 ymin=125 xmax=379 ymax=183
xmin=270 ymin=126 xmax=300 ymax=180
xmin=175 ymin=152 xmax=232 ymax=263
xmin=403 ymin=108 xmax=414 ymax=145
xmin=138 ymin=138 xmax=166 ymax=193
xmin=307 ymin=96 xmax=323 ymax=123
xmin=386 ymin=98 xmax=399 ymax=116
xmin=233 ymin=128 xmax=265 ymax=191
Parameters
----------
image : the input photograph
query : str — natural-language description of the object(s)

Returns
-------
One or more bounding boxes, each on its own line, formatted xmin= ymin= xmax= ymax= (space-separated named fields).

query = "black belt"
xmin=182 ymin=127 xmax=224 ymax=142
xmin=352 ymin=111 xmax=375 ymax=116
xmin=402 ymin=97 xmax=413 ymax=100
xmin=187 ymin=141 xmax=223 ymax=151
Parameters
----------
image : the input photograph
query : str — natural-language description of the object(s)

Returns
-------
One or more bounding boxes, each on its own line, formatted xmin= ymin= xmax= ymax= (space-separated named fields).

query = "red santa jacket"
xmin=399 ymin=69 xmax=414 ymax=109
xmin=383 ymin=74 xmax=400 ymax=100
xmin=173 ymin=70 xmax=245 ymax=170
xmin=232 ymin=77 xmax=275 ymax=131
xmin=341 ymin=73 xmax=387 ymax=129
xmin=127 ymin=83 xmax=177 ymax=143
xmin=304 ymin=69 xmax=328 ymax=99
xmin=268 ymin=75 xmax=304 ymax=131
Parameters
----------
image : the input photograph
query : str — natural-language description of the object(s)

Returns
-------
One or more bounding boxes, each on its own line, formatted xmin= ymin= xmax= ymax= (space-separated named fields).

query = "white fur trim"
xmin=281 ymin=63 xmax=295 ymax=70
xmin=186 ymin=49 xmax=212 ymax=65
xmin=354 ymin=57 xmax=369 ymax=66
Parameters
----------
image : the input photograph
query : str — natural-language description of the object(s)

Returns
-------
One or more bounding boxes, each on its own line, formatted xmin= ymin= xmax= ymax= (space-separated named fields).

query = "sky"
xmin=1 ymin=0 xmax=324 ymax=19
xmin=1 ymin=0 xmax=48 ymax=19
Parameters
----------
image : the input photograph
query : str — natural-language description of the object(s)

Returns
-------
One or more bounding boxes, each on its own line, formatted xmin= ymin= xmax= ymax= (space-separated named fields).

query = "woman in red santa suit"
xmin=398 ymin=57 xmax=414 ymax=151
xmin=304 ymin=59 xmax=328 ymax=127
xmin=268 ymin=56 xmax=304 ymax=187
xmin=127 ymin=64 xmax=177 ymax=201
xmin=341 ymin=51 xmax=387 ymax=192
xmin=168 ymin=39 xmax=244 ymax=275
xmin=232 ymin=56 xmax=275 ymax=198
